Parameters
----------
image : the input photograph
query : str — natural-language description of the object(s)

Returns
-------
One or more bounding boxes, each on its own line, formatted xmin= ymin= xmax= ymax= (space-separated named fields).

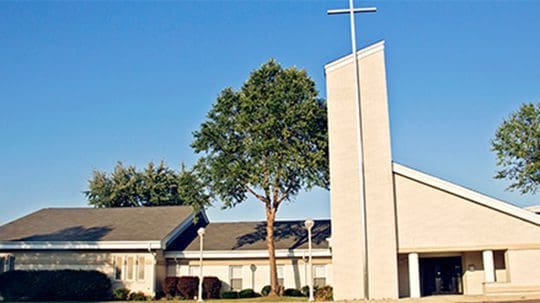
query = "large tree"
xmin=85 ymin=161 xmax=209 ymax=212
xmin=192 ymin=59 xmax=329 ymax=295
xmin=491 ymin=102 xmax=540 ymax=194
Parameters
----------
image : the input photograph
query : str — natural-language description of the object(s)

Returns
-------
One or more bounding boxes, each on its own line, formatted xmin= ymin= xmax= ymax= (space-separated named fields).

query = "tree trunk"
xmin=266 ymin=206 xmax=279 ymax=296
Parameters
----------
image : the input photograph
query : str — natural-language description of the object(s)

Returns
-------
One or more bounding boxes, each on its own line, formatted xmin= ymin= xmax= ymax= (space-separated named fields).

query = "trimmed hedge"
xmin=163 ymin=277 xmax=180 ymax=298
xmin=221 ymin=291 xmax=239 ymax=299
xmin=177 ymin=276 xmax=199 ymax=299
xmin=261 ymin=285 xmax=271 ymax=296
xmin=202 ymin=276 xmax=222 ymax=299
xmin=0 ymin=270 xmax=112 ymax=301
xmin=284 ymin=288 xmax=305 ymax=297
xmin=238 ymin=288 xmax=260 ymax=298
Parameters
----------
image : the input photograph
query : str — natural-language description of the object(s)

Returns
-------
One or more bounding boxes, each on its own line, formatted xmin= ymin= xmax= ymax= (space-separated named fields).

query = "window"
xmin=277 ymin=265 xmax=284 ymax=286
xmin=114 ymin=256 xmax=123 ymax=280
xmin=126 ymin=256 xmax=135 ymax=280
xmin=0 ymin=256 xmax=15 ymax=273
xmin=313 ymin=265 xmax=326 ymax=288
xmin=137 ymin=256 xmax=145 ymax=280
xmin=230 ymin=266 xmax=243 ymax=291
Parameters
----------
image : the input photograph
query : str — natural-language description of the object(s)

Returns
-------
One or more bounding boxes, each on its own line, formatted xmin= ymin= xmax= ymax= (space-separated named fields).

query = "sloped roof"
xmin=167 ymin=220 xmax=331 ymax=251
xmin=0 ymin=206 xmax=194 ymax=242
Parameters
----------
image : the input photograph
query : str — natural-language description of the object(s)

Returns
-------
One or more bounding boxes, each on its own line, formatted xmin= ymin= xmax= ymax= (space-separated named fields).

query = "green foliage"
xmin=301 ymin=285 xmax=310 ymax=297
xmin=0 ymin=270 xmax=112 ymax=301
xmin=261 ymin=285 xmax=271 ymax=296
xmin=238 ymin=288 xmax=260 ymax=298
xmin=113 ymin=288 xmax=131 ymax=301
xmin=221 ymin=291 xmax=239 ymax=299
xmin=192 ymin=59 xmax=329 ymax=209
xmin=128 ymin=291 xmax=149 ymax=301
xmin=85 ymin=161 xmax=210 ymax=212
xmin=492 ymin=102 xmax=540 ymax=194
xmin=283 ymin=288 xmax=305 ymax=297
xmin=314 ymin=285 xmax=333 ymax=301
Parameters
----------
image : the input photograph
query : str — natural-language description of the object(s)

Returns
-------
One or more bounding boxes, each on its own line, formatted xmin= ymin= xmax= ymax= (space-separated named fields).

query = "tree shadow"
xmin=15 ymin=226 xmax=114 ymax=241
xmin=233 ymin=220 xmax=330 ymax=250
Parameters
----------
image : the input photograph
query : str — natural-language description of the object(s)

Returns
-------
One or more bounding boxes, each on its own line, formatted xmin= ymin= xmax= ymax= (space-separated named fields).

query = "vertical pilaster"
xmin=483 ymin=250 xmax=495 ymax=283
xmin=408 ymin=253 xmax=420 ymax=298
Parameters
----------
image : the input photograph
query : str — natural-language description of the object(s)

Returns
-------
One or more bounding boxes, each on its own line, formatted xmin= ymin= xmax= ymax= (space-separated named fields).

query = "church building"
xmin=326 ymin=40 xmax=540 ymax=300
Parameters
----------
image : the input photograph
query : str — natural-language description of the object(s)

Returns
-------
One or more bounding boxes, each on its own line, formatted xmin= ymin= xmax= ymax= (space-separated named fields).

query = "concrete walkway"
xmin=335 ymin=294 xmax=540 ymax=303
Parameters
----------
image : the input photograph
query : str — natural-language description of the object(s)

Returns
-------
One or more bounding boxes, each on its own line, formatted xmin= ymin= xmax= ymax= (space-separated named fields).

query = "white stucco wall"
xmin=6 ymin=251 xmax=157 ymax=296
xmin=166 ymin=258 xmax=332 ymax=293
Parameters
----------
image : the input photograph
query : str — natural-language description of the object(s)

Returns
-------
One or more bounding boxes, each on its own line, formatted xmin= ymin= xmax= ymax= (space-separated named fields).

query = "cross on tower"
xmin=327 ymin=0 xmax=376 ymax=299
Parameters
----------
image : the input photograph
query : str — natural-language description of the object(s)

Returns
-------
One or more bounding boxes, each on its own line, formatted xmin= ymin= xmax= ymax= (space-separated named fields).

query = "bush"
xmin=221 ymin=291 xmax=239 ymax=299
xmin=177 ymin=276 xmax=199 ymax=300
xmin=128 ymin=291 xmax=148 ymax=301
xmin=163 ymin=277 xmax=179 ymax=297
xmin=315 ymin=285 xmax=333 ymax=301
xmin=301 ymin=285 xmax=310 ymax=297
xmin=261 ymin=285 xmax=271 ymax=296
xmin=203 ymin=276 xmax=222 ymax=299
xmin=113 ymin=288 xmax=131 ymax=301
xmin=0 ymin=270 xmax=112 ymax=301
xmin=238 ymin=288 xmax=260 ymax=298
xmin=284 ymin=288 xmax=305 ymax=297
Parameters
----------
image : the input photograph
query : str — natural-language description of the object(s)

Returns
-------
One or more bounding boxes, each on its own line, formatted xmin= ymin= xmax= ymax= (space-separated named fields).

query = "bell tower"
xmin=325 ymin=41 xmax=399 ymax=300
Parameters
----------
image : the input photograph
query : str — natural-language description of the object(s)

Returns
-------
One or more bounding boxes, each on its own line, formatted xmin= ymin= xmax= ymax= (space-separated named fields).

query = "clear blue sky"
xmin=0 ymin=1 xmax=538 ymax=225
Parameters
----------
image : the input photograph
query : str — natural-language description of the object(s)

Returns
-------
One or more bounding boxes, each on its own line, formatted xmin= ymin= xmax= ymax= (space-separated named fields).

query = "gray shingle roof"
xmin=167 ymin=220 xmax=330 ymax=251
xmin=0 ymin=206 xmax=194 ymax=242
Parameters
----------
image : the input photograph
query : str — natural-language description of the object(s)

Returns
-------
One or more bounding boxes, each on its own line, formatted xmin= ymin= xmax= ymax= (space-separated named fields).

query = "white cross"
xmin=327 ymin=1 xmax=376 ymax=300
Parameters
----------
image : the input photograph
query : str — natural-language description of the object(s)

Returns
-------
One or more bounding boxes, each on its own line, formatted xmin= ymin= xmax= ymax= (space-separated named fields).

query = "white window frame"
xmin=137 ymin=256 xmax=145 ymax=281
xmin=0 ymin=255 xmax=15 ymax=273
xmin=113 ymin=256 xmax=124 ymax=281
xmin=125 ymin=256 xmax=136 ymax=281
xmin=229 ymin=265 xmax=243 ymax=291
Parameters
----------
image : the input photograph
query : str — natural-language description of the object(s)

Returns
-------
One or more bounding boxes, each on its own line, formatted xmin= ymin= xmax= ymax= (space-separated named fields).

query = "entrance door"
xmin=419 ymin=256 xmax=463 ymax=296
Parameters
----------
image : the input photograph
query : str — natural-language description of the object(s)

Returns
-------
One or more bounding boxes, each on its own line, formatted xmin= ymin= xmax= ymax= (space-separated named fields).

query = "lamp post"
xmin=304 ymin=218 xmax=315 ymax=302
xmin=197 ymin=227 xmax=205 ymax=303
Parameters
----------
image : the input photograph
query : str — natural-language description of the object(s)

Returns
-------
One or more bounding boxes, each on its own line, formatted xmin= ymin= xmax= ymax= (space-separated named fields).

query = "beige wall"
xmin=6 ymin=250 xmax=157 ymax=296
xmin=506 ymin=249 xmax=540 ymax=286
xmin=394 ymin=173 xmax=540 ymax=252
xmin=165 ymin=257 xmax=332 ymax=293
xmin=326 ymin=41 xmax=398 ymax=300
xmin=462 ymin=251 xmax=484 ymax=295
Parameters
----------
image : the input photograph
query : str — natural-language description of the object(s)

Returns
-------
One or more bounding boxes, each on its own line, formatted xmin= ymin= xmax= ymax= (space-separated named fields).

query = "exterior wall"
xmin=166 ymin=257 xmax=332 ymax=293
xmin=397 ymin=254 xmax=409 ymax=298
xmin=462 ymin=251 xmax=484 ymax=295
xmin=394 ymin=173 xmax=540 ymax=252
xmin=326 ymin=41 xmax=398 ymax=300
xmin=506 ymin=249 xmax=540 ymax=286
xmin=4 ymin=250 xmax=157 ymax=296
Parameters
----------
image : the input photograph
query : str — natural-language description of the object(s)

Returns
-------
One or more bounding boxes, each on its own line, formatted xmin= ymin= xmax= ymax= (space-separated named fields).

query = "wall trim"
xmin=161 ymin=212 xmax=196 ymax=249
xmin=0 ymin=240 xmax=162 ymax=250
xmin=392 ymin=162 xmax=540 ymax=226
xmin=324 ymin=40 xmax=385 ymax=73
xmin=164 ymin=249 xmax=332 ymax=259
